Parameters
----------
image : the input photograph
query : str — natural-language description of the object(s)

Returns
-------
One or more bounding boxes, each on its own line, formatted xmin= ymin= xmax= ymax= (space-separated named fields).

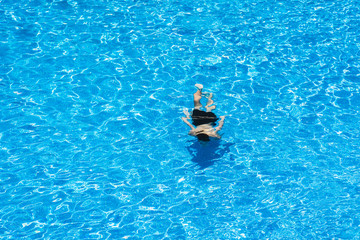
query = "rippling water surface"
xmin=1 ymin=0 xmax=360 ymax=239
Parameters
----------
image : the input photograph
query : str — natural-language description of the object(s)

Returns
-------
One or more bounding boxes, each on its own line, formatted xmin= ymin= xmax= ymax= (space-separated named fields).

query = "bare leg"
xmin=193 ymin=88 xmax=202 ymax=109
xmin=205 ymin=93 xmax=216 ymax=112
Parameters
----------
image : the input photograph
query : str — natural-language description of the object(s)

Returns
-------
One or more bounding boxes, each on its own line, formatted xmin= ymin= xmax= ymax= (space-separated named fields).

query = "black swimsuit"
xmin=191 ymin=109 xmax=218 ymax=126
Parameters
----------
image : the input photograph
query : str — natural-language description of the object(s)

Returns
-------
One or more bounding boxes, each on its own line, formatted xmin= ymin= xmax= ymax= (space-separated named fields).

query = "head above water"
xmin=196 ymin=133 xmax=210 ymax=142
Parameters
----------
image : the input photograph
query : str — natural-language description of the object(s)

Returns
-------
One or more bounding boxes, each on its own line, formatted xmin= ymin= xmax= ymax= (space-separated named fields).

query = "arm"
xmin=181 ymin=117 xmax=195 ymax=130
xmin=215 ymin=116 xmax=225 ymax=133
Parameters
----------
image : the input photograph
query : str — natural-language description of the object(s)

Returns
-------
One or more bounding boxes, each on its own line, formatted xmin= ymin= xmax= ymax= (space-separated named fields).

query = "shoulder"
xmin=189 ymin=129 xmax=196 ymax=136
xmin=208 ymin=132 xmax=221 ymax=139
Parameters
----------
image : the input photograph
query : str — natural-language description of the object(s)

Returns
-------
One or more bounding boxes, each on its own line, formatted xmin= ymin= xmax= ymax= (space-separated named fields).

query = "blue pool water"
xmin=1 ymin=0 xmax=360 ymax=239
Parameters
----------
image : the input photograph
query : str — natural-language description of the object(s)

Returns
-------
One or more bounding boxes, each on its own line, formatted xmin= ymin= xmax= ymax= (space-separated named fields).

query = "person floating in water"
xmin=181 ymin=84 xmax=225 ymax=141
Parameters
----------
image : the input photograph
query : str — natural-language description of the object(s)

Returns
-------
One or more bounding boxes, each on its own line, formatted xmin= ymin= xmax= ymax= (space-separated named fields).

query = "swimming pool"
xmin=1 ymin=0 xmax=359 ymax=239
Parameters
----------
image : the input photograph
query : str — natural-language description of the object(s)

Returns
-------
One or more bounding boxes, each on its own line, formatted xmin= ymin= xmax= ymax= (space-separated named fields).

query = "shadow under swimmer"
xmin=186 ymin=139 xmax=234 ymax=169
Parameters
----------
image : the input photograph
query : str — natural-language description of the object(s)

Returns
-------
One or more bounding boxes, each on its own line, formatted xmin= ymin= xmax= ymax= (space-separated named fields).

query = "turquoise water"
xmin=1 ymin=0 xmax=360 ymax=239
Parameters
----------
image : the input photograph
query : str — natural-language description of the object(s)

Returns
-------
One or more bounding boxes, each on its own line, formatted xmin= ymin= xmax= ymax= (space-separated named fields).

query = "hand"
xmin=220 ymin=116 xmax=226 ymax=120
xmin=183 ymin=108 xmax=190 ymax=118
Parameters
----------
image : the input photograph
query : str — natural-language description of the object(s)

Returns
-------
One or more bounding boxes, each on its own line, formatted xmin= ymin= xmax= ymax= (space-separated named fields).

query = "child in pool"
xmin=181 ymin=84 xmax=225 ymax=141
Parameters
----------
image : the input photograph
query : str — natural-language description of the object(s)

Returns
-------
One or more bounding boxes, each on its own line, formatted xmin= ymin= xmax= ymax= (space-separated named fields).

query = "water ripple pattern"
xmin=1 ymin=0 xmax=359 ymax=239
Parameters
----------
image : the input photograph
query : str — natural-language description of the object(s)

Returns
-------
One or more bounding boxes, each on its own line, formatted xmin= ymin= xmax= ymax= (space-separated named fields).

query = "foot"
xmin=195 ymin=84 xmax=203 ymax=90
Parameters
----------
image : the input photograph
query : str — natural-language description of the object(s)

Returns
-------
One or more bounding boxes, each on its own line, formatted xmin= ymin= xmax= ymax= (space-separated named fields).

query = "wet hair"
xmin=196 ymin=133 xmax=210 ymax=142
